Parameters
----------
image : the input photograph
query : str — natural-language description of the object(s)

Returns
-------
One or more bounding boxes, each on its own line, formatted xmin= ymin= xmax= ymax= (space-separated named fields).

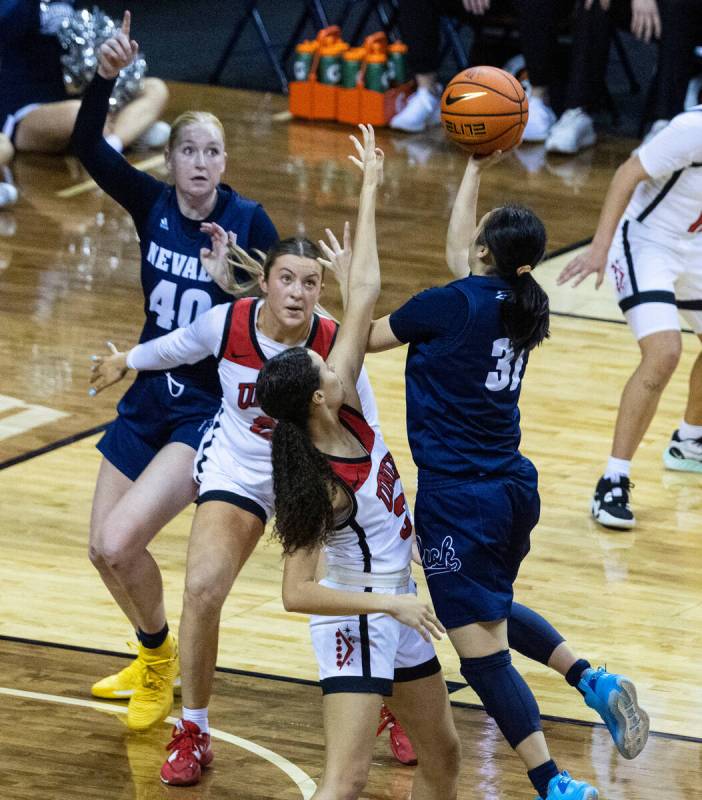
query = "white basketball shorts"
xmin=192 ymin=415 xmax=273 ymax=524
xmin=607 ymin=217 xmax=702 ymax=340
xmin=310 ymin=578 xmax=441 ymax=696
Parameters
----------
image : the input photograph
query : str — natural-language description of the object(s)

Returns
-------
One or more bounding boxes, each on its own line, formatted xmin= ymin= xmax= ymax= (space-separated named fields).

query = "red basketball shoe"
xmin=377 ymin=703 xmax=418 ymax=765
xmin=160 ymin=720 xmax=213 ymax=786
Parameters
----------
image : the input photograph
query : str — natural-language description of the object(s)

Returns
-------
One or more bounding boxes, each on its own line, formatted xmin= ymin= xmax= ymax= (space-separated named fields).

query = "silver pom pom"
xmin=57 ymin=6 xmax=147 ymax=111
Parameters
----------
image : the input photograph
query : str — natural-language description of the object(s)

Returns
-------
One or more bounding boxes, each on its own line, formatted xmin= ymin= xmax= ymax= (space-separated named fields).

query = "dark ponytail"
xmin=477 ymin=203 xmax=550 ymax=353
xmin=256 ymin=347 xmax=336 ymax=554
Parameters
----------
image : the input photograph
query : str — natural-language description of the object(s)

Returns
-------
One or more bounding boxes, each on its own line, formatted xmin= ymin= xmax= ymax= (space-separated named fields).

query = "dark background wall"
xmin=99 ymin=1 xmax=658 ymax=136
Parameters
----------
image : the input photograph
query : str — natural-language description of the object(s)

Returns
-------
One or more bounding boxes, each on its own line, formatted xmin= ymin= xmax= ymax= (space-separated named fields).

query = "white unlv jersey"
xmin=126 ymin=297 xmax=380 ymax=479
xmin=325 ymin=406 xmax=413 ymax=576
xmin=626 ymin=106 xmax=702 ymax=239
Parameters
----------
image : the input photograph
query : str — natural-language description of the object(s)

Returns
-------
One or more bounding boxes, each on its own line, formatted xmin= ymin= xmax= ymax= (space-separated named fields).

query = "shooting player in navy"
xmin=366 ymin=152 xmax=646 ymax=799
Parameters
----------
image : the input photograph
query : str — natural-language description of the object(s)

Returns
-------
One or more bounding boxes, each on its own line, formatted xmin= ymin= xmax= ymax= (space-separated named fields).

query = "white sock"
xmin=678 ymin=420 xmax=702 ymax=440
xmin=105 ymin=133 xmax=124 ymax=153
xmin=604 ymin=457 xmax=631 ymax=481
xmin=182 ymin=706 xmax=209 ymax=734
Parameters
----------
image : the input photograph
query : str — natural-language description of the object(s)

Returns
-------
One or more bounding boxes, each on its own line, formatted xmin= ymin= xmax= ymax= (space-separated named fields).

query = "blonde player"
xmin=558 ymin=105 xmax=702 ymax=528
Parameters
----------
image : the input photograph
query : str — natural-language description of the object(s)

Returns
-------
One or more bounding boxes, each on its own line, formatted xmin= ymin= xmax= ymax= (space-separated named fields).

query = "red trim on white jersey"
xmin=218 ymin=297 xmax=339 ymax=368
xmin=328 ymin=405 xmax=375 ymax=491
xmin=324 ymin=405 xmax=413 ymax=574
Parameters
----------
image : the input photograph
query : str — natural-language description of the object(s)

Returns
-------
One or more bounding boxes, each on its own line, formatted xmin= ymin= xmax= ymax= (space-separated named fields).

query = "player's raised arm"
xmin=445 ymin=150 xmax=503 ymax=278
xmin=326 ymin=125 xmax=383 ymax=397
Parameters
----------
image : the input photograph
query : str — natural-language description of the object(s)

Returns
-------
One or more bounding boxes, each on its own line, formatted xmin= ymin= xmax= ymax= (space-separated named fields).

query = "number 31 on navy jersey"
xmin=485 ymin=337 xmax=525 ymax=392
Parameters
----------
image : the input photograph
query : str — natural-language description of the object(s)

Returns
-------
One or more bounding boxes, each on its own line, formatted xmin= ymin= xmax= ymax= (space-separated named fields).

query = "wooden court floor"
xmin=1 ymin=82 xmax=701 ymax=797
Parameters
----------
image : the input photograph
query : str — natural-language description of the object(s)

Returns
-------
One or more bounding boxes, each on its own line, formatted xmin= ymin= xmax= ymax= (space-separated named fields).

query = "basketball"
xmin=440 ymin=66 xmax=529 ymax=155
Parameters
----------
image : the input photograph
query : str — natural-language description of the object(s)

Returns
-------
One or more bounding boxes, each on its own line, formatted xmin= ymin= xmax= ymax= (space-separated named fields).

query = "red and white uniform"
xmin=310 ymin=406 xmax=440 ymax=696
xmin=606 ymin=105 xmax=702 ymax=339
xmin=127 ymin=298 xmax=380 ymax=520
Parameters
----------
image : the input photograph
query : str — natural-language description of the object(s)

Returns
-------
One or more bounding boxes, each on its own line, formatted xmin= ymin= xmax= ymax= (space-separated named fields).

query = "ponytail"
xmin=269 ymin=420 xmax=336 ymax=554
xmin=256 ymin=347 xmax=336 ymax=554
xmin=477 ymin=203 xmax=550 ymax=353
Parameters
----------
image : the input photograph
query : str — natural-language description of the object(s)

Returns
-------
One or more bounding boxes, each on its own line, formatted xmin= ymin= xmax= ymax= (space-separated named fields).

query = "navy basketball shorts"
xmin=97 ymin=372 xmax=220 ymax=482
xmin=414 ymin=457 xmax=540 ymax=630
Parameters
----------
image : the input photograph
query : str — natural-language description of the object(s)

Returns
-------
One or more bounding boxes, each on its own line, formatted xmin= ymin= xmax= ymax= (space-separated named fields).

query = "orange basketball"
xmin=440 ymin=66 xmax=528 ymax=155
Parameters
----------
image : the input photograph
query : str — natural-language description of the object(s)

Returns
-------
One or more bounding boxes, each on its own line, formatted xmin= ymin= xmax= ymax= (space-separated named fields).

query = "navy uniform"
xmin=389 ymin=276 xmax=612 ymax=800
xmin=72 ymin=73 xmax=278 ymax=480
xmin=389 ymin=275 xmax=539 ymax=628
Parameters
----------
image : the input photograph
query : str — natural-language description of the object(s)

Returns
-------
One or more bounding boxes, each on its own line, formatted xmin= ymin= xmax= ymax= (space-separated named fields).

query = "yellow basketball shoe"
xmin=126 ymin=634 xmax=179 ymax=731
xmin=92 ymin=642 xmax=144 ymax=700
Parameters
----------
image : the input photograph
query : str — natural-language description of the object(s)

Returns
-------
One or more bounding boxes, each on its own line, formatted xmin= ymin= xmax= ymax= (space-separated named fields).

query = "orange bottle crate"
xmin=289 ymin=79 xmax=338 ymax=120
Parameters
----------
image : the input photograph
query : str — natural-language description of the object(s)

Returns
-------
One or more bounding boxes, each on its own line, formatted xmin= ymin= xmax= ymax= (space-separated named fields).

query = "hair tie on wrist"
xmin=516 ymin=265 xmax=532 ymax=277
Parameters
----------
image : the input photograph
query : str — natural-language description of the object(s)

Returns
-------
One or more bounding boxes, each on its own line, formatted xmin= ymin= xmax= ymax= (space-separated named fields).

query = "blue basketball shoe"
xmin=578 ymin=667 xmax=650 ymax=759
xmin=541 ymin=771 xmax=599 ymax=799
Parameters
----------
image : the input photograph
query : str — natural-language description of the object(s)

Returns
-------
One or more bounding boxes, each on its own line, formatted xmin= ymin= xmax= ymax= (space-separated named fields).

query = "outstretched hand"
xmin=89 ymin=341 xmax=128 ymax=396
xmin=200 ymin=220 xmax=230 ymax=277
xmin=556 ymin=245 xmax=608 ymax=289
xmin=97 ymin=10 xmax=139 ymax=80
xmin=348 ymin=124 xmax=384 ymax=186
xmin=318 ymin=221 xmax=352 ymax=294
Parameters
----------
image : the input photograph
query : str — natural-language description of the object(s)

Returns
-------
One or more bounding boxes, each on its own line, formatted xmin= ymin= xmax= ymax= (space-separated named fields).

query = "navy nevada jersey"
xmin=389 ymin=275 xmax=528 ymax=478
xmin=139 ymin=185 xmax=261 ymax=395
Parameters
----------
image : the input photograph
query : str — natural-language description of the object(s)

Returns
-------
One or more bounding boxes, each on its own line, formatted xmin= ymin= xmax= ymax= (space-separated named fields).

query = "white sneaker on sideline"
xmin=545 ymin=108 xmax=596 ymax=154
xmin=0 ymin=182 xmax=18 ymax=209
xmin=522 ymin=94 xmax=556 ymax=142
xmin=133 ymin=120 xmax=171 ymax=151
xmin=390 ymin=87 xmax=441 ymax=133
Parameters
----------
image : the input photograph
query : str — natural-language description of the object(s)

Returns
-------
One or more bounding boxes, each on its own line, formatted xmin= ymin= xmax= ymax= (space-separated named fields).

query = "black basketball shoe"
xmin=591 ymin=475 xmax=635 ymax=530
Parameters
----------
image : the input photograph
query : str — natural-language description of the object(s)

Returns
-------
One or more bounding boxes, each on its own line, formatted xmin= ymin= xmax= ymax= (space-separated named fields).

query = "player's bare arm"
xmin=445 ymin=150 xmax=503 ymax=279
xmin=557 ymin=154 xmax=650 ymax=288
xmin=282 ymin=546 xmax=444 ymax=642
xmin=326 ymin=124 xmax=383 ymax=396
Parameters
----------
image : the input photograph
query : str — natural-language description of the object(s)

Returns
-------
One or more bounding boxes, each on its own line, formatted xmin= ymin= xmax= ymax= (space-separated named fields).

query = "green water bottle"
xmin=293 ymin=40 xmax=317 ymax=81
xmin=388 ymin=41 xmax=408 ymax=85
xmin=342 ymin=47 xmax=365 ymax=88
xmin=364 ymin=51 xmax=389 ymax=92
xmin=318 ymin=41 xmax=347 ymax=85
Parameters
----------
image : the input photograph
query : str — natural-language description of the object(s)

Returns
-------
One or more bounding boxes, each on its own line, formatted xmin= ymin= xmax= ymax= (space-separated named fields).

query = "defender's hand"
xmin=89 ymin=341 xmax=129 ymax=395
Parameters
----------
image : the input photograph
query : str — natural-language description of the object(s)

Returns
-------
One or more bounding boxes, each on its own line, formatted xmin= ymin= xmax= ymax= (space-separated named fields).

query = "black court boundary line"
xmin=2 ymin=633 xmax=700 ymax=746
xmin=0 ymin=422 xmax=108 ymax=471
